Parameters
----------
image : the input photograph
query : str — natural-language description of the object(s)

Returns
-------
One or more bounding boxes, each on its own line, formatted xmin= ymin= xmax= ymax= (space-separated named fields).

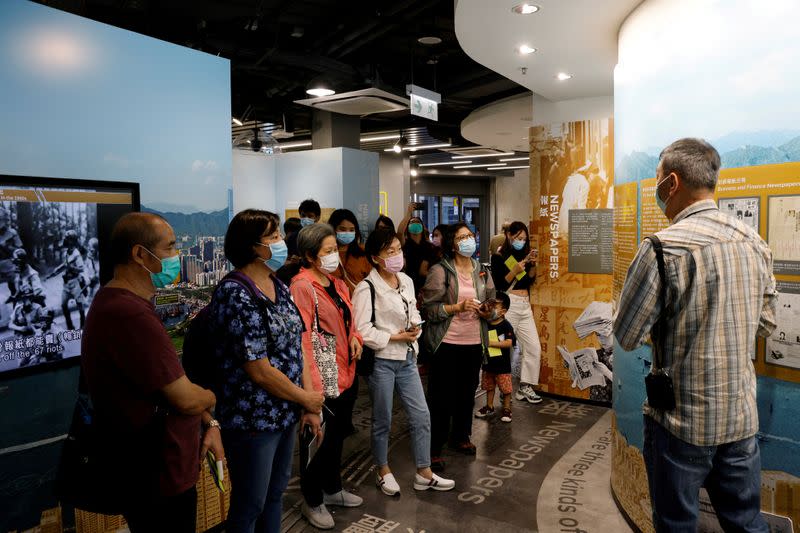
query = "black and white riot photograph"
xmin=0 ymin=200 xmax=99 ymax=372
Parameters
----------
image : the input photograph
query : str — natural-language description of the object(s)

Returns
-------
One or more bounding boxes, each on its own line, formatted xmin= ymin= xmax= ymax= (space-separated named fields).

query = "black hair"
xmin=224 ymin=209 xmax=281 ymax=269
xmin=374 ymin=215 xmax=396 ymax=233
xmin=328 ymin=208 xmax=365 ymax=257
xmin=110 ymin=212 xmax=167 ymax=267
xmin=432 ymin=224 xmax=448 ymax=239
xmin=442 ymin=222 xmax=471 ymax=259
xmin=494 ymin=291 xmax=511 ymax=311
xmin=299 ymin=198 xmax=321 ymax=218
xmin=500 ymin=221 xmax=530 ymax=257
xmin=365 ymin=228 xmax=400 ymax=268
xmin=283 ymin=217 xmax=302 ymax=235
xmin=404 ymin=216 xmax=429 ymax=242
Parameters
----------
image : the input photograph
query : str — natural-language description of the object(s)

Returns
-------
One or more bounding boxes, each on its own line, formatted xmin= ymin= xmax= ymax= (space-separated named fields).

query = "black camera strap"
xmin=646 ymin=235 xmax=668 ymax=372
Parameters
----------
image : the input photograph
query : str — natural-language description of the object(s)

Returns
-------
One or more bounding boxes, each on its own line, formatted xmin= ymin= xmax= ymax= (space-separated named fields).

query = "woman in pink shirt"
xmin=290 ymin=223 xmax=364 ymax=530
xmin=420 ymin=223 xmax=495 ymax=472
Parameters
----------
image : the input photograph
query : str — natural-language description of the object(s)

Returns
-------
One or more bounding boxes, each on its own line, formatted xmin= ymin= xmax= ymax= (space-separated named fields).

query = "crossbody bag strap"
xmin=645 ymin=235 xmax=667 ymax=371
xmin=364 ymin=279 xmax=376 ymax=325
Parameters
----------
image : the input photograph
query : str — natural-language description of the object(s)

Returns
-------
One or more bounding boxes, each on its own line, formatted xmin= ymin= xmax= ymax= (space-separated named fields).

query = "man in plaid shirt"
xmin=614 ymin=138 xmax=777 ymax=532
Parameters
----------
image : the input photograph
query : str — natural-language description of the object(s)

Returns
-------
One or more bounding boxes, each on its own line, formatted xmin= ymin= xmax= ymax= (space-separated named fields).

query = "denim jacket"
xmin=420 ymin=257 xmax=495 ymax=356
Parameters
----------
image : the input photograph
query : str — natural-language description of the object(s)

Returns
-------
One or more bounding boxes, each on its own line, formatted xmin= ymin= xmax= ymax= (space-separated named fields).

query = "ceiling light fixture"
xmin=306 ymin=78 xmax=335 ymax=97
xmin=392 ymin=135 xmax=408 ymax=153
xmin=279 ymin=140 xmax=312 ymax=149
xmin=489 ymin=165 xmax=530 ymax=170
xmin=418 ymin=36 xmax=442 ymax=45
xmin=410 ymin=169 xmax=418 ymax=177
xmin=556 ymin=72 xmax=573 ymax=81
xmin=361 ymin=134 xmax=401 ymax=142
xmin=406 ymin=143 xmax=451 ymax=152
xmin=232 ymin=117 xmax=243 ymax=126
xmin=499 ymin=156 xmax=529 ymax=162
xmin=384 ymin=143 xmax=452 ymax=153
xmin=452 ymin=152 xmax=514 ymax=159
xmin=518 ymin=44 xmax=537 ymax=55
xmin=453 ymin=163 xmax=508 ymax=169
xmin=419 ymin=160 xmax=471 ymax=167
xmin=512 ymin=4 xmax=540 ymax=15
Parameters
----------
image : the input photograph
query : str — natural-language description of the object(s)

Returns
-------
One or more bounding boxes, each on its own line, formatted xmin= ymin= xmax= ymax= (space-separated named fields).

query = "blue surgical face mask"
xmin=258 ymin=240 xmax=288 ymax=271
xmin=300 ymin=217 xmax=315 ymax=227
xmin=457 ymin=237 xmax=477 ymax=257
xmin=336 ymin=231 xmax=356 ymax=245
xmin=511 ymin=239 xmax=525 ymax=251
xmin=655 ymin=174 xmax=674 ymax=216
xmin=408 ymin=222 xmax=424 ymax=235
xmin=142 ymin=248 xmax=181 ymax=289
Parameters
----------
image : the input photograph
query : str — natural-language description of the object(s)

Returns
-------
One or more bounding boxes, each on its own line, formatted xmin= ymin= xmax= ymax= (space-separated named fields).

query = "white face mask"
xmin=318 ymin=251 xmax=340 ymax=273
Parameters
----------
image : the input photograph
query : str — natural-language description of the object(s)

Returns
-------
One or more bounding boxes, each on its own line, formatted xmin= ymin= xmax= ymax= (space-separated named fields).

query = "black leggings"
xmin=301 ymin=383 xmax=358 ymax=506
xmin=427 ymin=342 xmax=483 ymax=456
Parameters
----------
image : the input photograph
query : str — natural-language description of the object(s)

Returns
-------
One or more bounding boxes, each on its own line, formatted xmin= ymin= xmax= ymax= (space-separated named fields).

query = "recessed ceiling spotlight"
xmin=518 ymin=44 xmax=537 ymax=55
xmin=410 ymin=169 xmax=418 ymax=177
xmin=418 ymin=36 xmax=442 ymax=45
xmin=556 ymin=72 xmax=573 ymax=81
xmin=306 ymin=78 xmax=335 ymax=97
xmin=512 ymin=4 xmax=540 ymax=15
xmin=232 ymin=117 xmax=243 ymax=126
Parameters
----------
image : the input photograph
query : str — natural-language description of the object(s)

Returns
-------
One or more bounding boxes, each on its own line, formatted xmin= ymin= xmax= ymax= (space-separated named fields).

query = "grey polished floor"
xmin=278 ymin=377 xmax=633 ymax=533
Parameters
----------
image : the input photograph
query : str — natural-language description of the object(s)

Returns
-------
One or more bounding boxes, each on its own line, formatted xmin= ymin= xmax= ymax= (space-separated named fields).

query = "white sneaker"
xmin=323 ymin=488 xmax=363 ymax=507
xmin=413 ymin=472 xmax=455 ymax=491
xmin=515 ymin=385 xmax=543 ymax=404
xmin=376 ymin=472 xmax=401 ymax=496
xmin=301 ymin=502 xmax=335 ymax=530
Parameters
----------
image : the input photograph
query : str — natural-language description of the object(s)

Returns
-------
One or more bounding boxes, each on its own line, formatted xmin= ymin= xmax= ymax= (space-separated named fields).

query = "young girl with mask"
xmin=353 ymin=229 xmax=455 ymax=496
xmin=327 ymin=209 xmax=371 ymax=296
xmin=490 ymin=221 xmax=543 ymax=405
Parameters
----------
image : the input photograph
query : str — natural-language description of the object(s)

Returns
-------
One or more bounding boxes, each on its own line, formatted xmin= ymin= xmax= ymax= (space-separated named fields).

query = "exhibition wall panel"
xmin=612 ymin=0 xmax=800 ymax=530
xmin=0 ymin=1 xmax=231 ymax=530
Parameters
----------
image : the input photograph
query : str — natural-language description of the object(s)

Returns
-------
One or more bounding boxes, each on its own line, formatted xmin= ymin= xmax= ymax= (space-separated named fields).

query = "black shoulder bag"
xmin=644 ymin=235 xmax=676 ymax=411
xmin=356 ymin=280 xmax=376 ymax=376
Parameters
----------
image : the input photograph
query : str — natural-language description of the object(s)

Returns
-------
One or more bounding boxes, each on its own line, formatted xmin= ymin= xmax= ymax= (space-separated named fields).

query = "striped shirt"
xmin=614 ymin=199 xmax=777 ymax=446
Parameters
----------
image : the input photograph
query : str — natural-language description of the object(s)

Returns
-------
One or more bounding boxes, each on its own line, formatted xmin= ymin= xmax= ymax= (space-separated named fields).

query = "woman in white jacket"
xmin=352 ymin=228 xmax=455 ymax=496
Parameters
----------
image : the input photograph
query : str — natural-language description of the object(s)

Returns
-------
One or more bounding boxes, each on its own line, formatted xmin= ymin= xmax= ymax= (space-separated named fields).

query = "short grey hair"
xmin=658 ymin=138 xmax=721 ymax=190
xmin=297 ymin=223 xmax=335 ymax=267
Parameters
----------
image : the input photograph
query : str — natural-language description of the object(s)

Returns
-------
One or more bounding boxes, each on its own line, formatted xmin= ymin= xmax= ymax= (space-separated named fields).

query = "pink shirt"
xmin=442 ymin=270 xmax=482 ymax=345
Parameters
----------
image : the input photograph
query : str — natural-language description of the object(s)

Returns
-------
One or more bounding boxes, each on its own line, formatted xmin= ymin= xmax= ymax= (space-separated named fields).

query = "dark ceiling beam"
xmin=242 ymin=49 xmax=359 ymax=78
xmin=332 ymin=2 xmax=437 ymax=60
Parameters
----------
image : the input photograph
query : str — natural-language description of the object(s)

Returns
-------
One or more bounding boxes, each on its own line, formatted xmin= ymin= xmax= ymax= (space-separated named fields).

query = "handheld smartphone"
xmin=407 ymin=320 xmax=425 ymax=331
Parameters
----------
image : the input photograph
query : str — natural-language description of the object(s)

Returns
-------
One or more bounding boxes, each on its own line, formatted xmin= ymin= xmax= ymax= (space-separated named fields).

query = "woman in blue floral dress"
xmin=210 ymin=209 xmax=324 ymax=533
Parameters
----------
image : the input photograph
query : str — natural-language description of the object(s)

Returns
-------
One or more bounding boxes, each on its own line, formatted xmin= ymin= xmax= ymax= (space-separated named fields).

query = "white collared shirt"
xmin=353 ymin=269 xmax=422 ymax=361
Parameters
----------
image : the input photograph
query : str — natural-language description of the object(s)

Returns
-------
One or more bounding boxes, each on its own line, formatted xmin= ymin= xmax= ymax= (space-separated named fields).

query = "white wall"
xmin=232 ymin=151 xmax=277 ymax=214
xmin=379 ymin=153 xmax=410 ymax=224
xmin=276 ymin=148 xmax=345 ymax=217
xmin=495 ymin=168 xmax=531 ymax=227
xmin=232 ymin=147 xmax=380 ymax=229
xmin=532 ymin=94 xmax=613 ymax=127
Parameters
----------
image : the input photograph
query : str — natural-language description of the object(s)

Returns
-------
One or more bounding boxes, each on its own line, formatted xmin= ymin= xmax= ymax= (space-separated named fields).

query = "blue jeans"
xmin=369 ymin=351 xmax=431 ymax=468
xmin=225 ymin=424 xmax=297 ymax=533
xmin=642 ymin=415 xmax=768 ymax=533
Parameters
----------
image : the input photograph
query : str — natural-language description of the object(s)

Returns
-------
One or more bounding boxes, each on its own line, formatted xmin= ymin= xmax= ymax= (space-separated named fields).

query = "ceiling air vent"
xmin=294 ymin=88 xmax=409 ymax=117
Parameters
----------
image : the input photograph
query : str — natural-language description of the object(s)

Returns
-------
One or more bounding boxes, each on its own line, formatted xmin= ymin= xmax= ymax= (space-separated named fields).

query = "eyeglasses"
xmin=454 ymin=233 xmax=475 ymax=243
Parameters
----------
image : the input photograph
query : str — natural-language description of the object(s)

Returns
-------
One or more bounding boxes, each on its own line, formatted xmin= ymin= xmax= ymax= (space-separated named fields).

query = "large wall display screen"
xmin=0 ymin=175 xmax=139 ymax=375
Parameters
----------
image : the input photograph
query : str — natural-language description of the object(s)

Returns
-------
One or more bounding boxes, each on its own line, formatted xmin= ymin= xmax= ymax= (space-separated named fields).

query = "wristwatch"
xmin=206 ymin=418 xmax=221 ymax=430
